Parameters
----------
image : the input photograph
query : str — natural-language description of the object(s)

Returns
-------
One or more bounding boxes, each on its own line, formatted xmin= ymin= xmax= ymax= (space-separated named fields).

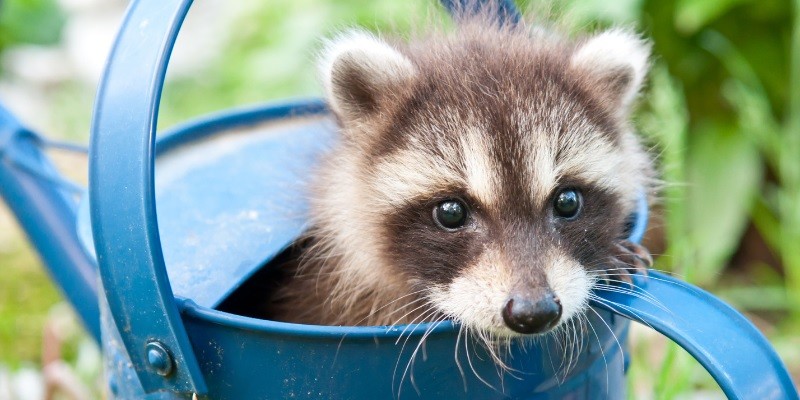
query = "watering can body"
xmin=0 ymin=0 xmax=796 ymax=399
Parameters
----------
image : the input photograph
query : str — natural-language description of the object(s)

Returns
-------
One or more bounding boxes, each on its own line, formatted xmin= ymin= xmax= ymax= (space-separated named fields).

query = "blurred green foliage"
xmin=0 ymin=0 xmax=64 ymax=52
xmin=0 ymin=238 xmax=61 ymax=368
xmin=159 ymin=0 xmax=438 ymax=127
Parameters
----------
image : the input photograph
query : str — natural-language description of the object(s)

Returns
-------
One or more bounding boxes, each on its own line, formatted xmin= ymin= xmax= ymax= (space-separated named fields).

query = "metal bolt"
xmin=108 ymin=375 xmax=119 ymax=395
xmin=145 ymin=341 xmax=174 ymax=377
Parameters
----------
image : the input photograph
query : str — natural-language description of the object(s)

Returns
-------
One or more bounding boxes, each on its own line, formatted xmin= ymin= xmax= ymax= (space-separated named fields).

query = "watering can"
xmin=1 ymin=0 xmax=797 ymax=398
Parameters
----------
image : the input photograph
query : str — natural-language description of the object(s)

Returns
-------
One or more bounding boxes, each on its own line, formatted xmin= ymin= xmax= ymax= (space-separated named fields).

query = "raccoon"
xmin=265 ymin=13 xmax=655 ymax=338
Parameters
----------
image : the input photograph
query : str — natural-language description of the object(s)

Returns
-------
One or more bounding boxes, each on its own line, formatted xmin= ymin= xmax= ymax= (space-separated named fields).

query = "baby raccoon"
xmin=266 ymin=13 xmax=655 ymax=338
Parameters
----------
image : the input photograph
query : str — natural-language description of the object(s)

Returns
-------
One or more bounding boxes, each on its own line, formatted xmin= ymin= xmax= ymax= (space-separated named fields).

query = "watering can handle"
xmin=593 ymin=272 xmax=799 ymax=399
xmin=90 ymin=0 xmax=205 ymax=395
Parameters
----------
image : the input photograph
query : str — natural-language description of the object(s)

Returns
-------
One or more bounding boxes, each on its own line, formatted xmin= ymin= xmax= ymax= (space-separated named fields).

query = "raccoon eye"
xmin=554 ymin=189 xmax=582 ymax=219
xmin=433 ymin=199 xmax=468 ymax=230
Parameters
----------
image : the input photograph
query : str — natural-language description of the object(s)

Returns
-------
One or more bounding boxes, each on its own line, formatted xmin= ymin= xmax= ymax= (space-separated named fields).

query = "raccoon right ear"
xmin=570 ymin=29 xmax=650 ymax=114
xmin=320 ymin=30 xmax=417 ymax=124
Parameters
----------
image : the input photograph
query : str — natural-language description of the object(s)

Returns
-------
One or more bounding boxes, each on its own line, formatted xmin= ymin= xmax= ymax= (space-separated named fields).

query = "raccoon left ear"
xmin=570 ymin=29 xmax=650 ymax=113
xmin=319 ymin=30 xmax=417 ymax=125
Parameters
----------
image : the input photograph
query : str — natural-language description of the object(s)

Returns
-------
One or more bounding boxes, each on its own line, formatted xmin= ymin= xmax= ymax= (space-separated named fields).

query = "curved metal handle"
xmin=89 ymin=0 xmax=205 ymax=394
xmin=593 ymin=272 xmax=799 ymax=400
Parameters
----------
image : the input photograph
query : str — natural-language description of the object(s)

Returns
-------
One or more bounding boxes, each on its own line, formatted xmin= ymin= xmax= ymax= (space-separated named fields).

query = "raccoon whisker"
xmin=574 ymin=314 xmax=589 ymax=374
xmin=393 ymin=308 xmax=439 ymax=377
xmin=375 ymin=292 xmax=429 ymax=320
xmin=392 ymin=309 xmax=441 ymax=398
xmin=592 ymin=283 xmax=670 ymax=314
xmin=401 ymin=317 xmax=448 ymax=398
xmin=474 ymin=328 xmax=517 ymax=375
xmin=588 ymin=265 xmax=671 ymax=276
xmin=334 ymin=295 xmax=429 ymax=354
xmin=392 ymin=302 xmax=438 ymax=344
xmin=560 ymin=321 xmax=572 ymax=376
xmin=568 ymin=317 xmax=581 ymax=374
xmin=592 ymin=278 xmax=666 ymax=304
xmin=588 ymin=294 xmax=658 ymax=333
xmin=558 ymin=317 xmax=577 ymax=380
xmin=592 ymin=283 xmax=668 ymax=316
xmin=486 ymin=332 xmax=516 ymax=386
xmin=355 ymin=290 xmax=428 ymax=326
xmin=368 ymin=297 xmax=427 ymax=327
xmin=568 ymin=320 xmax=579 ymax=377
xmin=464 ymin=327 xmax=500 ymax=393
xmin=560 ymin=319 xmax=572 ymax=378
xmin=585 ymin=305 xmax=625 ymax=362
xmin=553 ymin=322 xmax=569 ymax=374
xmin=574 ymin=316 xmax=585 ymax=373
xmin=394 ymin=305 xmax=438 ymax=345
xmin=541 ymin=332 xmax=563 ymax=385
xmin=618 ymin=264 xmax=681 ymax=278
xmin=471 ymin=329 xmax=490 ymax=362
xmin=551 ymin=322 xmax=567 ymax=377
xmin=550 ymin=314 xmax=584 ymax=380
xmin=586 ymin=260 xmax=678 ymax=276
xmin=454 ymin=325 xmax=468 ymax=393
xmin=583 ymin=309 xmax=611 ymax=397
xmin=590 ymin=270 xmax=696 ymax=291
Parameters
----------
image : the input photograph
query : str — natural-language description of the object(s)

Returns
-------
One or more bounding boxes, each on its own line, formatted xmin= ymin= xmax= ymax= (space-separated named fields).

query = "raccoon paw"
xmin=608 ymin=240 xmax=652 ymax=287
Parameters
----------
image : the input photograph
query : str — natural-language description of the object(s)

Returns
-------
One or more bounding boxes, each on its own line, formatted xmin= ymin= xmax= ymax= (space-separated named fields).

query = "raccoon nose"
xmin=502 ymin=293 xmax=562 ymax=334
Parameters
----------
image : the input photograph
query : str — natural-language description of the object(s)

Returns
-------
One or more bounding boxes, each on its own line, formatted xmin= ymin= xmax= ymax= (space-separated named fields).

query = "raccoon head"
xmin=315 ymin=25 xmax=653 ymax=336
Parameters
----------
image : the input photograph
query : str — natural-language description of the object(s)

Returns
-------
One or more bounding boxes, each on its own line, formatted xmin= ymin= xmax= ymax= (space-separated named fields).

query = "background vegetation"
xmin=0 ymin=0 xmax=797 ymax=398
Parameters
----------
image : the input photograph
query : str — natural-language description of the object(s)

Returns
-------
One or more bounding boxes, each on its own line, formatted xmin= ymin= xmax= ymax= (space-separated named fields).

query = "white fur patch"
xmin=571 ymin=29 xmax=650 ymax=108
xmin=431 ymin=248 xmax=593 ymax=336
xmin=527 ymin=139 xmax=558 ymax=205
xmin=544 ymin=254 xmax=592 ymax=323
xmin=428 ymin=248 xmax=512 ymax=333
xmin=372 ymin=148 xmax=464 ymax=206
xmin=370 ymin=122 xmax=503 ymax=208
xmin=557 ymin=131 xmax=642 ymax=205
xmin=516 ymin=104 xmax=645 ymax=210
xmin=513 ymin=104 xmax=561 ymax=205
xmin=459 ymin=128 xmax=500 ymax=207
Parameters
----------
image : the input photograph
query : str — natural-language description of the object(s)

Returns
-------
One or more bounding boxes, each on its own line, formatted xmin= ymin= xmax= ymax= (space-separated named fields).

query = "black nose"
xmin=502 ymin=292 xmax=562 ymax=334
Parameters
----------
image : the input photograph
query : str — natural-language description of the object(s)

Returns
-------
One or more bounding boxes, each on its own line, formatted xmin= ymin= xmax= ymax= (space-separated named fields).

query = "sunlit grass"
xmin=0 ymin=230 xmax=62 ymax=368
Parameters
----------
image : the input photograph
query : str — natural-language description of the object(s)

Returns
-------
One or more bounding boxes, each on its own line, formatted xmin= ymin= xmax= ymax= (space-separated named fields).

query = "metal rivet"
xmin=108 ymin=375 xmax=118 ymax=395
xmin=145 ymin=341 xmax=174 ymax=377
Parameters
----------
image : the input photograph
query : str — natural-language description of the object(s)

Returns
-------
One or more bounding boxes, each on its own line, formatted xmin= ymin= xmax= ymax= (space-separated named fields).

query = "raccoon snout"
xmin=501 ymin=292 xmax=563 ymax=334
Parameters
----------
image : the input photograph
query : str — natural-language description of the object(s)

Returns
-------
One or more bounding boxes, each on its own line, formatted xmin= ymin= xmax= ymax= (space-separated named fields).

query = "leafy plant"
xmin=0 ymin=0 xmax=64 ymax=55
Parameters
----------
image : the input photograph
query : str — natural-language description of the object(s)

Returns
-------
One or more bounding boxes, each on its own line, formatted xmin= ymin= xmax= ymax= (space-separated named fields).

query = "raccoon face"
xmin=317 ymin=26 xmax=652 ymax=336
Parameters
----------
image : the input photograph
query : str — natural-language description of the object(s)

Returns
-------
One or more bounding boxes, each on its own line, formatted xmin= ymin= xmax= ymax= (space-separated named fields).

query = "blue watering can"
xmin=0 ymin=0 xmax=797 ymax=398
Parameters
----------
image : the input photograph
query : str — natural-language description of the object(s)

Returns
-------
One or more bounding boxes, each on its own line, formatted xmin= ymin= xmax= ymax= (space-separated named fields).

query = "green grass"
xmin=0 ymin=233 xmax=63 ymax=368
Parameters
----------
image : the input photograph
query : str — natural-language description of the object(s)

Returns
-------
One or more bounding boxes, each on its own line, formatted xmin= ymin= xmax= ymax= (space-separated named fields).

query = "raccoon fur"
xmin=264 ymin=12 xmax=655 ymax=338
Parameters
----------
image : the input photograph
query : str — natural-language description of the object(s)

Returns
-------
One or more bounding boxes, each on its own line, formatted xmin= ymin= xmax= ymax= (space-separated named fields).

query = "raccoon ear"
xmin=320 ymin=30 xmax=417 ymax=123
xmin=570 ymin=29 xmax=650 ymax=113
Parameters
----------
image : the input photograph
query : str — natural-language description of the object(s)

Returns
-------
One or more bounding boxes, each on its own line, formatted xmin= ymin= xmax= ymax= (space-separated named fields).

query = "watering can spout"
xmin=0 ymin=103 xmax=101 ymax=342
